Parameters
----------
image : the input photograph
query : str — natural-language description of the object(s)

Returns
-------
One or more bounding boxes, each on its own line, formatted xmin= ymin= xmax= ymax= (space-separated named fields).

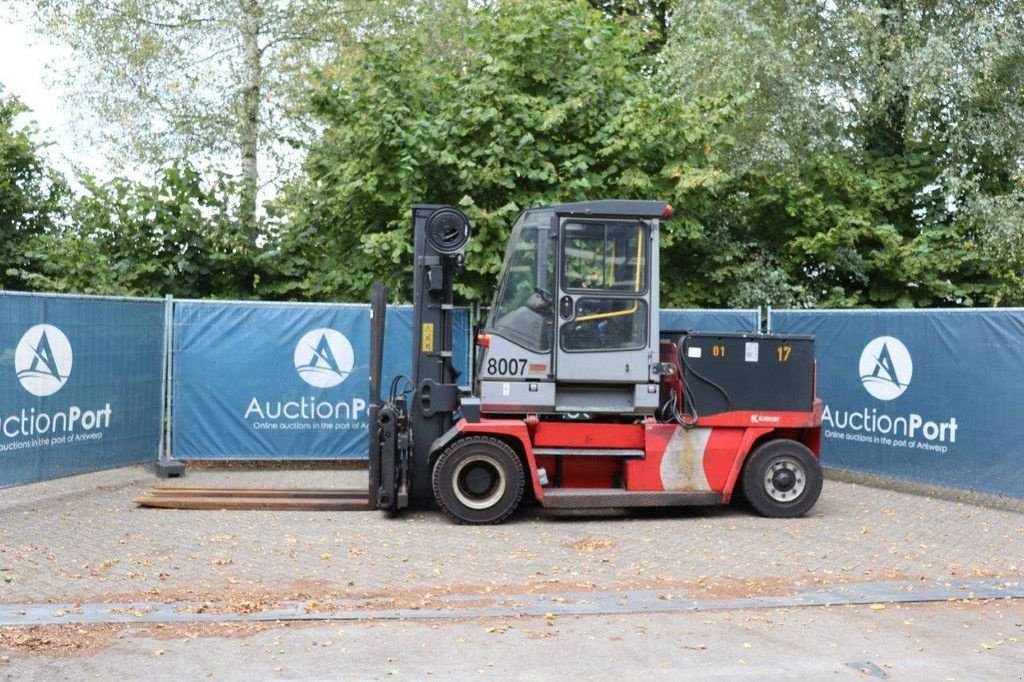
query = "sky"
xmin=0 ymin=9 xmax=95 ymax=178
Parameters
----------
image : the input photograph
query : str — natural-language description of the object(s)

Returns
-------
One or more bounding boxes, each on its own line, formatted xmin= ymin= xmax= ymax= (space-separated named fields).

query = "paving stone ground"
xmin=1 ymin=465 xmax=1023 ymax=679
xmin=3 ymin=600 xmax=1024 ymax=680
xmin=1 ymin=465 xmax=1021 ymax=607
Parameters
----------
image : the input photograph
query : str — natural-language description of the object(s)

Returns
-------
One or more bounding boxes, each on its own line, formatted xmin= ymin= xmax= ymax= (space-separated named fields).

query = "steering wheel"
xmin=526 ymin=286 xmax=553 ymax=313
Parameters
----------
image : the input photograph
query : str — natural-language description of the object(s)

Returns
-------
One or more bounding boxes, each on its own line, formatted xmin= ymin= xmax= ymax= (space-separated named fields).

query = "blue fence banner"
xmin=171 ymin=302 xmax=469 ymax=460
xmin=0 ymin=293 xmax=165 ymax=487
xmin=771 ymin=309 xmax=1024 ymax=498
xmin=660 ymin=309 xmax=760 ymax=334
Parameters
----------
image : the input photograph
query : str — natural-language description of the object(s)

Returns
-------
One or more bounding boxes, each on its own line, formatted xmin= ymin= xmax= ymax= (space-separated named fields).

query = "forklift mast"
xmin=369 ymin=205 xmax=471 ymax=511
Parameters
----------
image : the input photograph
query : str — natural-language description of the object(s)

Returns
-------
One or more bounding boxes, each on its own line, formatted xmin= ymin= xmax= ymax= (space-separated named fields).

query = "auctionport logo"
xmin=245 ymin=327 xmax=364 ymax=427
xmin=823 ymin=333 xmax=957 ymax=452
xmin=15 ymin=324 xmax=73 ymax=397
xmin=859 ymin=336 xmax=912 ymax=401
xmin=293 ymin=328 xmax=354 ymax=388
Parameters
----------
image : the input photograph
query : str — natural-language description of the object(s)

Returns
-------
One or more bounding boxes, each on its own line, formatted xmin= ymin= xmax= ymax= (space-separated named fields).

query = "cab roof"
xmin=541 ymin=199 xmax=673 ymax=220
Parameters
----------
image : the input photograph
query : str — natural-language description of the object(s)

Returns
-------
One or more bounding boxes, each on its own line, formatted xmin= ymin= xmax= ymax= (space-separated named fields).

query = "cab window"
xmin=562 ymin=221 xmax=647 ymax=293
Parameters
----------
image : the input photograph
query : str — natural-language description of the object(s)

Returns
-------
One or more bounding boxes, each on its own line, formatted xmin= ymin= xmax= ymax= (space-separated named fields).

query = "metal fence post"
xmin=155 ymin=294 xmax=185 ymax=477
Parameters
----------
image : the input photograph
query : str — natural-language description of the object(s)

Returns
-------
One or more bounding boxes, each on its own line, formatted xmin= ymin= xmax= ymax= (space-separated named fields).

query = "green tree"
xmin=24 ymin=163 xmax=259 ymax=298
xmin=663 ymin=0 xmax=1024 ymax=307
xmin=0 ymin=86 xmax=67 ymax=290
xmin=25 ymin=0 xmax=402 ymax=232
xmin=586 ymin=0 xmax=673 ymax=53
xmin=269 ymin=0 xmax=732 ymax=303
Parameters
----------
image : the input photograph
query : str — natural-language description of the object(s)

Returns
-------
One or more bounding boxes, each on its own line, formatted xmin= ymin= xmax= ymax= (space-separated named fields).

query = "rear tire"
xmin=432 ymin=436 xmax=525 ymax=525
xmin=741 ymin=439 xmax=822 ymax=518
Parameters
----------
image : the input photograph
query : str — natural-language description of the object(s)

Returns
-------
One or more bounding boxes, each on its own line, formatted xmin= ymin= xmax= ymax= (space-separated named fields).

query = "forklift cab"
xmin=479 ymin=200 xmax=671 ymax=416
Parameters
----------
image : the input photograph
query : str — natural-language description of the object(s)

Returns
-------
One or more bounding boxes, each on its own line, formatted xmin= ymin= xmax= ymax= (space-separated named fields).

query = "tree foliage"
xmin=24 ymin=0 xmax=397 ymax=230
xmin=8 ymin=0 xmax=1024 ymax=309
xmin=0 ymin=87 xmax=67 ymax=290
xmin=269 ymin=0 xmax=733 ymax=303
xmin=586 ymin=0 xmax=673 ymax=52
xmin=19 ymin=163 xmax=259 ymax=298
xmin=662 ymin=0 xmax=1024 ymax=307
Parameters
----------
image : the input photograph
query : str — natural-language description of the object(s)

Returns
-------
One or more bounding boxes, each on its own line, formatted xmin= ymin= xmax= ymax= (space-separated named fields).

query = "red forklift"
xmin=368 ymin=201 xmax=823 ymax=524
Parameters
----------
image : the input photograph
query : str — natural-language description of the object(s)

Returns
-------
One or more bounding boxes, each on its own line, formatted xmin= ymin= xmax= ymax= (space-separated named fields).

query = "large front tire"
xmin=432 ymin=436 xmax=525 ymax=525
xmin=741 ymin=439 xmax=822 ymax=518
